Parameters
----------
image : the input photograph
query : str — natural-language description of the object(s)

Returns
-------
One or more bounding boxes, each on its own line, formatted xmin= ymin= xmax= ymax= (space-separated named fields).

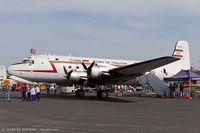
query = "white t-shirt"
xmin=30 ymin=88 xmax=36 ymax=95
xmin=35 ymin=87 xmax=40 ymax=93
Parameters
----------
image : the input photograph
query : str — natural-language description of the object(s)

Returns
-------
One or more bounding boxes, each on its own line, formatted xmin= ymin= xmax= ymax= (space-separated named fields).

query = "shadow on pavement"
xmin=46 ymin=94 xmax=135 ymax=103
xmin=0 ymin=92 xmax=135 ymax=103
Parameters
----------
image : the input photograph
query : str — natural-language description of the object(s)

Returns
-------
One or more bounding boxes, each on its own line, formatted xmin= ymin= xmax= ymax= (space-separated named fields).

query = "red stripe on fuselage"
xmin=33 ymin=61 xmax=57 ymax=73
xmin=111 ymin=64 xmax=123 ymax=67
xmin=13 ymin=61 xmax=124 ymax=73
xmin=14 ymin=61 xmax=58 ymax=73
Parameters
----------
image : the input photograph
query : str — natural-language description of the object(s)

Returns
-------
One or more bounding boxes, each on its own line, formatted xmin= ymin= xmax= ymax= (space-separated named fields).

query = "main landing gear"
xmin=75 ymin=89 xmax=85 ymax=97
xmin=75 ymin=89 xmax=108 ymax=98
xmin=74 ymin=85 xmax=109 ymax=98
xmin=96 ymin=85 xmax=109 ymax=98
xmin=75 ymin=85 xmax=85 ymax=97
xmin=97 ymin=90 xmax=108 ymax=98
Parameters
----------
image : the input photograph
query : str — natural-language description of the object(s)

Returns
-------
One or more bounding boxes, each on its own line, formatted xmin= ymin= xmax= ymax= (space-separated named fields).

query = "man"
xmin=27 ymin=85 xmax=31 ymax=101
xmin=30 ymin=85 xmax=36 ymax=101
xmin=3 ymin=84 xmax=11 ymax=102
xmin=172 ymin=83 xmax=177 ymax=98
xmin=21 ymin=83 xmax=27 ymax=101
xmin=35 ymin=85 xmax=41 ymax=101
xmin=179 ymin=82 xmax=184 ymax=99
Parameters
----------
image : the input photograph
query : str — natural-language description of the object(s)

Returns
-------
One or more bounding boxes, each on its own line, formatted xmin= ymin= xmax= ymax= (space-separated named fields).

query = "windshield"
xmin=12 ymin=59 xmax=34 ymax=65
xmin=23 ymin=60 xmax=29 ymax=63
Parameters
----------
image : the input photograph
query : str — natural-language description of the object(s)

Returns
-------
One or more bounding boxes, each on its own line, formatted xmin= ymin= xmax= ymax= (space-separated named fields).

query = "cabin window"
xmin=76 ymin=66 xmax=79 ymax=69
xmin=55 ymin=58 xmax=59 ymax=61
xmin=68 ymin=66 xmax=72 ymax=69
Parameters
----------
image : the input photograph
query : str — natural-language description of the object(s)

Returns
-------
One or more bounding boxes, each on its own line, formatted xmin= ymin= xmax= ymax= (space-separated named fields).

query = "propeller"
xmin=63 ymin=66 xmax=73 ymax=80
xmin=82 ymin=61 xmax=95 ymax=76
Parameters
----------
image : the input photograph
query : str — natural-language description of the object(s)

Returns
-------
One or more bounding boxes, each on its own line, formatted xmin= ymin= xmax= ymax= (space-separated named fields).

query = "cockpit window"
xmin=22 ymin=60 xmax=34 ymax=64
xmin=12 ymin=57 xmax=34 ymax=65
xmin=23 ymin=60 xmax=29 ymax=63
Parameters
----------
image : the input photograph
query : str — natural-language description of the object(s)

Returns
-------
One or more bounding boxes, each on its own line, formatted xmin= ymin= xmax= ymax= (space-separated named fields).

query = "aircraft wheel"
xmin=97 ymin=90 xmax=108 ymax=98
xmin=101 ymin=90 xmax=108 ymax=98
xmin=75 ymin=90 xmax=85 ymax=97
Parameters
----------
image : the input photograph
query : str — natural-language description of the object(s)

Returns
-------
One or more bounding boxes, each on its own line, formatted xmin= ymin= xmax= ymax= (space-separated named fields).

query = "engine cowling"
xmin=89 ymin=66 xmax=107 ymax=79
xmin=68 ymin=71 xmax=87 ymax=83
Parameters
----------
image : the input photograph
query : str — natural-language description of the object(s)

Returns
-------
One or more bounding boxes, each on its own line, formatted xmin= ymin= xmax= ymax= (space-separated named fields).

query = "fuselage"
xmin=7 ymin=54 xmax=183 ymax=86
xmin=8 ymin=54 xmax=139 ymax=84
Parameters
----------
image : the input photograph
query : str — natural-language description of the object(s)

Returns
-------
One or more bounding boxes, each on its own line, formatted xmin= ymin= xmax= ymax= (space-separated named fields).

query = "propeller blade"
xmin=87 ymin=61 xmax=95 ymax=76
xmin=82 ymin=62 xmax=88 ymax=71
xmin=63 ymin=66 xmax=68 ymax=76
xmin=67 ymin=70 xmax=73 ymax=80
xmin=88 ymin=61 xmax=95 ymax=71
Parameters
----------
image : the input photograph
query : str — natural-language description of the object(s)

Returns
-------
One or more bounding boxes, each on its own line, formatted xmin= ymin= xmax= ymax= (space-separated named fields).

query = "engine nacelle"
xmin=69 ymin=71 xmax=87 ymax=83
xmin=90 ymin=66 xmax=107 ymax=79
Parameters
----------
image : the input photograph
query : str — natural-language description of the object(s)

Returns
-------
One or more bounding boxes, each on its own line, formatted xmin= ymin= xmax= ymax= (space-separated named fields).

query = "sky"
xmin=0 ymin=0 xmax=200 ymax=69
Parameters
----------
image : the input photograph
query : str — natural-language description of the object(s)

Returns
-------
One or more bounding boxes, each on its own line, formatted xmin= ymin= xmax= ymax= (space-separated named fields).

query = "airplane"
xmin=7 ymin=40 xmax=190 ymax=98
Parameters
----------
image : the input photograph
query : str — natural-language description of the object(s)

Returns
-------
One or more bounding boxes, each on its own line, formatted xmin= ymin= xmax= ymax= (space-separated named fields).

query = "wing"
xmin=103 ymin=56 xmax=179 ymax=84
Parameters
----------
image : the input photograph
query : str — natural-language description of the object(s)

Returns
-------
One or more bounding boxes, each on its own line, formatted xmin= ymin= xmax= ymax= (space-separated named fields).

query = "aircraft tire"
xmin=75 ymin=90 xmax=85 ymax=97
xmin=101 ymin=90 xmax=108 ymax=98
xmin=97 ymin=90 xmax=108 ymax=98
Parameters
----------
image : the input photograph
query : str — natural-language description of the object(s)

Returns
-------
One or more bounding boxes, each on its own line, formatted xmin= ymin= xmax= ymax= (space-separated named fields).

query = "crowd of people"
xmin=169 ymin=82 xmax=185 ymax=98
xmin=2 ymin=83 xmax=41 ymax=102
xmin=21 ymin=84 xmax=41 ymax=101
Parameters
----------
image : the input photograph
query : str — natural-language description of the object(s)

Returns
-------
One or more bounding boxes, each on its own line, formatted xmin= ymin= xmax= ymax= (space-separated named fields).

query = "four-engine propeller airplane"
xmin=7 ymin=40 xmax=190 ymax=98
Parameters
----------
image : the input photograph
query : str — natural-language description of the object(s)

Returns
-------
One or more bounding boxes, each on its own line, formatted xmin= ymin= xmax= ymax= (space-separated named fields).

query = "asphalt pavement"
xmin=0 ymin=92 xmax=200 ymax=133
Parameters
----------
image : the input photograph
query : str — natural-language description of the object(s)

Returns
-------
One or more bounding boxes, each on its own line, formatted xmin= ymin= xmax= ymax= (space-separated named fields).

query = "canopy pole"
xmin=188 ymin=71 xmax=191 ymax=99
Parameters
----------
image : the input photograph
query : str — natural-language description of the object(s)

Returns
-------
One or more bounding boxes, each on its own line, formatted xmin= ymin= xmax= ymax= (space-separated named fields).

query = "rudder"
xmin=172 ymin=40 xmax=190 ymax=70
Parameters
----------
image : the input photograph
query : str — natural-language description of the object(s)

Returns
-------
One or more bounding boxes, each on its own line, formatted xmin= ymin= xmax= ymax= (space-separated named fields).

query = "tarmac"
xmin=0 ymin=92 xmax=200 ymax=133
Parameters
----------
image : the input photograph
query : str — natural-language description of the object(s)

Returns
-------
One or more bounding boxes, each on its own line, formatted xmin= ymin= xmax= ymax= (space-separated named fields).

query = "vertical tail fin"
xmin=172 ymin=40 xmax=190 ymax=70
